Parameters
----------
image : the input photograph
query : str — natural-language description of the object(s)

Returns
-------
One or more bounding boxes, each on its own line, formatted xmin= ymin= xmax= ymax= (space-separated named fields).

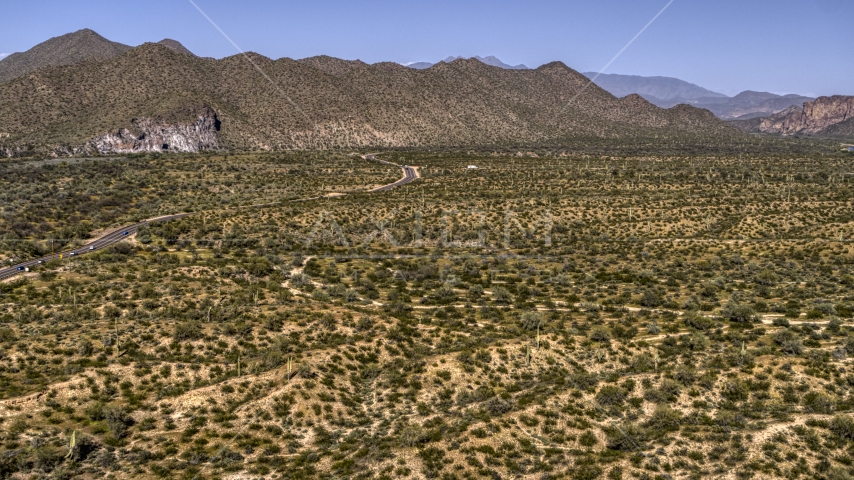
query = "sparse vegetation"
xmin=1 ymin=149 xmax=854 ymax=479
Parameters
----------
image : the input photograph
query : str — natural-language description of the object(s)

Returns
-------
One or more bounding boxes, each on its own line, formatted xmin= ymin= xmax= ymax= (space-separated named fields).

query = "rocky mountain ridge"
xmin=756 ymin=96 xmax=854 ymax=137
xmin=0 ymin=42 xmax=739 ymax=156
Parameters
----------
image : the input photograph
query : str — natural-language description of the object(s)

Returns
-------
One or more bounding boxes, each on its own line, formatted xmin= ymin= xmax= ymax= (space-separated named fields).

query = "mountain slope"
xmin=0 ymin=44 xmax=739 ymax=155
xmin=584 ymin=73 xmax=726 ymax=101
xmin=0 ymin=29 xmax=132 ymax=84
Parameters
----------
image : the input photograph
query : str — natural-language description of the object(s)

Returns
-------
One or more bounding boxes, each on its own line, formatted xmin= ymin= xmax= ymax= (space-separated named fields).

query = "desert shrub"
xmin=644 ymin=379 xmax=681 ymax=403
xmin=173 ymin=320 xmax=203 ymax=340
xmin=755 ymin=270 xmax=779 ymax=286
xmin=645 ymin=405 xmax=682 ymax=434
xmin=683 ymin=312 xmax=715 ymax=331
xmin=674 ymin=366 xmax=697 ymax=386
xmin=722 ymin=300 xmax=756 ymax=323
xmin=605 ymin=423 xmax=645 ymax=451
xmin=77 ymin=338 xmax=94 ymax=356
xmin=774 ymin=329 xmax=804 ymax=355
xmin=493 ymin=286 xmax=512 ymax=304
xmin=0 ymin=328 xmax=17 ymax=343
xmin=578 ymin=431 xmax=598 ymax=447
xmin=640 ymin=290 xmax=662 ymax=308
xmin=520 ymin=311 xmax=542 ymax=331
xmin=829 ymin=415 xmax=854 ymax=440
xmin=290 ymin=273 xmax=310 ymax=287
xmin=590 ymin=326 xmax=611 ymax=342
xmin=398 ymin=424 xmax=429 ymax=447
xmin=104 ymin=405 xmax=133 ymax=438
xmin=629 ymin=353 xmax=654 ymax=373
xmin=595 ymin=386 xmax=627 ymax=407
xmin=431 ymin=284 xmax=457 ymax=304
xmin=311 ymin=289 xmax=330 ymax=302
xmin=802 ymin=392 xmax=835 ymax=414
xmin=720 ymin=378 xmax=750 ymax=402
xmin=772 ymin=317 xmax=790 ymax=327
xmin=483 ymin=397 xmax=513 ymax=416
xmin=681 ymin=331 xmax=710 ymax=351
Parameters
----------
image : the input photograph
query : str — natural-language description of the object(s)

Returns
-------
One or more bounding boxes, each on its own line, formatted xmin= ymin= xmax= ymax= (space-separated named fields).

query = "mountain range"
xmin=0 ymin=29 xmax=742 ymax=157
xmin=582 ymin=72 xmax=726 ymax=102
xmin=583 ymin=72 xmax=815 ymax=120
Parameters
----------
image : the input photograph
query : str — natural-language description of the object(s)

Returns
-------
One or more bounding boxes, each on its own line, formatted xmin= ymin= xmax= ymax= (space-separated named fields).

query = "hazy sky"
xmin=1 ymin=0 xmax=851 ymax=97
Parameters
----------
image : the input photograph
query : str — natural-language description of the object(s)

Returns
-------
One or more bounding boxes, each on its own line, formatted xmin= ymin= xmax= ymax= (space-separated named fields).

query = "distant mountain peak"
xmin=405 ymin=55 xmax=528 ymax=70
xmin=156 ymin=39 xmax=195 ymax=56
xmin=0 ymin=28 xmax=132 ymax=84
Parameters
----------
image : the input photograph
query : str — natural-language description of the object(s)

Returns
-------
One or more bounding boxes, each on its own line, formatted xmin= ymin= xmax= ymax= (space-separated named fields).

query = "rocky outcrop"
xmin=84 ymin=106 xmax=221 ymax=154
xmin=759 ymin=96 xmax=854 ymax=136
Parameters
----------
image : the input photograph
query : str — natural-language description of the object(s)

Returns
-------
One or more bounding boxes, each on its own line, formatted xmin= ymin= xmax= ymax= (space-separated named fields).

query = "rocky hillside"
xmin=0 ymin=42 xmax=740 ymax=156
xmin=0 ymin=29 xmax=132 ymax=84
xmin=757 ymin=96 xmax=854 ymax=137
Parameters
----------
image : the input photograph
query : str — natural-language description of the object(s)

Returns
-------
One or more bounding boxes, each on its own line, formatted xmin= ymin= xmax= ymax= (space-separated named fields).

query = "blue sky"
xmin=1 ymin=0 xmax=851 ymax=97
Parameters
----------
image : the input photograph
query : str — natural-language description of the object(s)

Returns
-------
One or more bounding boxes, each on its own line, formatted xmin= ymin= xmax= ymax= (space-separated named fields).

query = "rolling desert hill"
xmin=0 ymin=40 xmax=739 ymax=156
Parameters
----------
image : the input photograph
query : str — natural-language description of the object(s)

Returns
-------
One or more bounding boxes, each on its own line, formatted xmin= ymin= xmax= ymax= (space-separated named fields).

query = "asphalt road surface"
xmin=1 ymin=155 xmax=418 ymax=281
xmin=366 ymin=154 xmax=420 ymax=192
xmin=0 ymin=214 xmax=189 ymax=281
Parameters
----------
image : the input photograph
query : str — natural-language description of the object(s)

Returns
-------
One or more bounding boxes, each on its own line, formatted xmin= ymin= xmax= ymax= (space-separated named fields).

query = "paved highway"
xmin=1 ymin=155 xmax=417 ymax=281
xmin=365 ymin=154 xmax=420 ymax=192
xmin=0 ymin=213 xmax=190 ymax=281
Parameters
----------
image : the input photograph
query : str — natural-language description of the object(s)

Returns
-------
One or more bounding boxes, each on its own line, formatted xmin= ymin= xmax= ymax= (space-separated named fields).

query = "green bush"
xmin=829 ymin=415 xmax=854 ymax=440
xmin=595 ymin=385 xmax=627 ymax=407
xmin=173 ymin=320 xmax=203 ymax=340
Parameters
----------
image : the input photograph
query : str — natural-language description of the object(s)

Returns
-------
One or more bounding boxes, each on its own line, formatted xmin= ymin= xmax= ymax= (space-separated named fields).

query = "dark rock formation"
xmin=759 ymin=96 xmax=854 ymax=136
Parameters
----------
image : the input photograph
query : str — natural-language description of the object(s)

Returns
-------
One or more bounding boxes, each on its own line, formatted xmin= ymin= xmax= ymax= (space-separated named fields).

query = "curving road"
xmin=0 ymin=214 xmax=190 ymax=281
xmin=2 ymin=154 xmax=418 ymax=282
xmin=365 ymin=154 xmax=420 ymax=192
